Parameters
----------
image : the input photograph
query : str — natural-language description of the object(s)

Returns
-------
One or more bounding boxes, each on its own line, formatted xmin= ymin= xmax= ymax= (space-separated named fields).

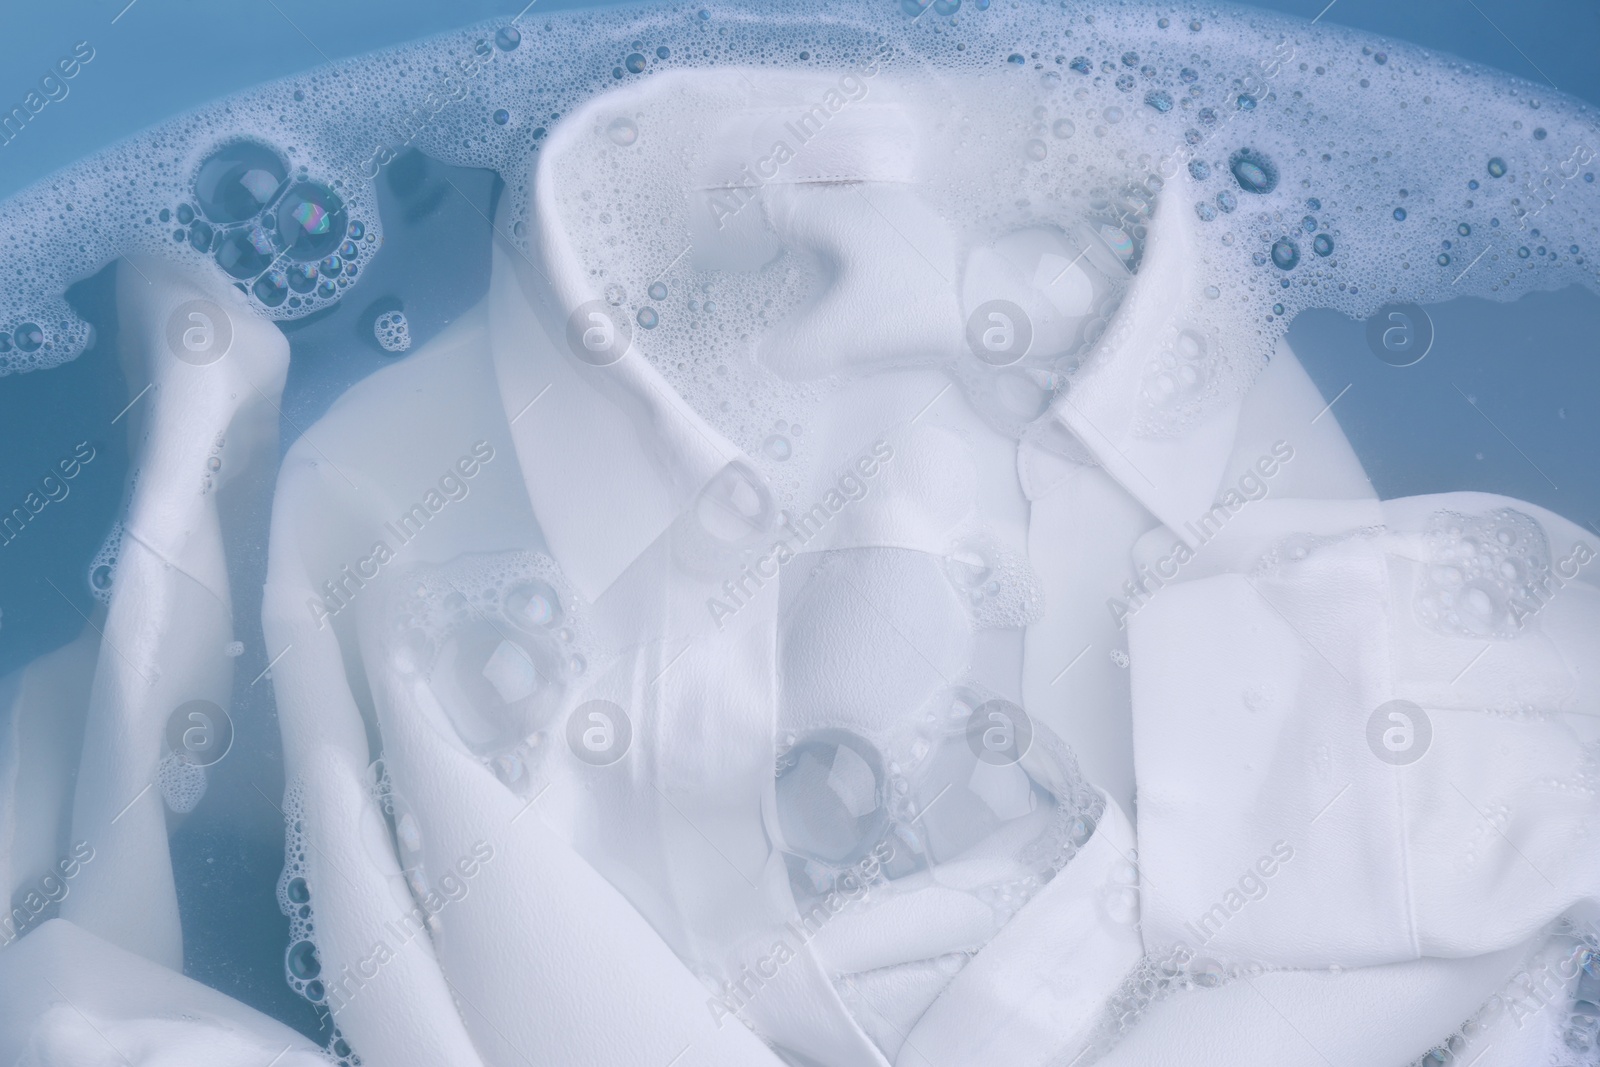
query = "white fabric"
xmin=1129 ymin=494 xmax=1600 ymax=968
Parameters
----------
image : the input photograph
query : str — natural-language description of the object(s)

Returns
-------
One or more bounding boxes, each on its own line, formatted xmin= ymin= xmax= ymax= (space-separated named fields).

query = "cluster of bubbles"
xmin=276 ymin=780 xmax=362 ymax=1066
xmin=945 ymin=536 xmax=1046 ymax=629
xmin=156 ymin=750 xmax=207 ymax=813
xmin=86 ymin=520 xmax=124 ymax=605
xmin=373 ymin=308 xmax=412 ymax=353
xmin=1411 ymin=932 xmax=1600 ymax=1066
xmin=386 ymin=551 xmax=598 ymax=780
xmin=1075 ymin=942 xmax=1251 ymax=1061
xmin=201 ymin=432 xmax=225 ymax=493
xmin=0 ymin=3 xmax=1588 ymax=384
xmin=179 ymin=142 xmax=365 ymax=311
xmin=1416 ymin=508 xmax=1552 ymax=639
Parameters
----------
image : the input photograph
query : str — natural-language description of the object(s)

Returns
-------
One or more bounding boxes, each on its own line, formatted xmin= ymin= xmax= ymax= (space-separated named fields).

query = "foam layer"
xmin=0 ymin=0 xmax=1595 ymax=389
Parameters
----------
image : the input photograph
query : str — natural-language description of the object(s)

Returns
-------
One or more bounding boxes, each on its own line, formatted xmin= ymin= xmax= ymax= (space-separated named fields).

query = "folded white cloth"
xmin=42 ymin=258 xmax=287 ymax=971
xmin=1129 ymin=493 xmax=1600 ymax=968
xmin=1 ymin=919 xmax=327 ymax=1067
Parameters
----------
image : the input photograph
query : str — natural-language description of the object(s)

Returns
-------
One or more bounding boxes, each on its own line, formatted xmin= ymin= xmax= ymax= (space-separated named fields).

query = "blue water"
xmin=3 ymin=0 xmax=1599 ymax=1049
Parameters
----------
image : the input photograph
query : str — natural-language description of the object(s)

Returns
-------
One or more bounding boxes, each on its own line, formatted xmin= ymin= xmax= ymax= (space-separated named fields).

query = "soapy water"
xmin=2 ymin=1 xmax=1600 ymax=1066
xmin=0 ymin=0 xmax=1594 ymax=416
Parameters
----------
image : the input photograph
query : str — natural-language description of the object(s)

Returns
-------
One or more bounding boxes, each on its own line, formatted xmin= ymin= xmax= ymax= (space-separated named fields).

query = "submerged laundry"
xmin=1 ymin=1 xmax=1600 ymax=1065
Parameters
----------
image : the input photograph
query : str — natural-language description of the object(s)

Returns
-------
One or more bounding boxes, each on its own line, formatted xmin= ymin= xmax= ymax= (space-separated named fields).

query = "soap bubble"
xmin=287 ymin=939 xmax=322 ymax=981
xmin=214 ymin=225 xmax=280 ymax=279
xmin=275 ymin=183 xmax=348 ymax=261
xmin=374 ymin=309 xmax=412 ymax=353
xmin=505 ymin=579 xmax=563 ymax=631
xmin=775 ymin=731 xmax=889 ymax=865
xmin=606 ymin=116 xmax=638 ymax=145
xmin=194 ymin=142 xmax=286 ymax=224
xmin=1229 ymin=149 xmax=1278 ymax=194
xmin=494 ymin=25 xmax=521 ymax=51
xmin=1270 ymin=237 xmax=1300 ymax=270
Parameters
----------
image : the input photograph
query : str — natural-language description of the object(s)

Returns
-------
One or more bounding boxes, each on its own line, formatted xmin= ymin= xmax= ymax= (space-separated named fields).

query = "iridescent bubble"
xmin=1144 ymin=89 xmax=1173 ymax=113
xmin=1195 ymin=201 xmax=1217 ymax=222
xmin=1487 ymin=157 xmax=1507 ymax=178
xmin=1229 ymin=149 xmax=1278 ymax=194
xmin=1458 ymin=222 xmax=1472 ymax=235
xmin=1188 ymin=159 xmax=1211 ymax=180
xmin=606 ymin=117 xmax=638 ymax=146
xmin=762 ymin=434 xmax=792 ymax=461
xmin=286 ymin=263 xmax=318 ymax=293
xmin=506 ymin=580 xmax=562 ymax=631
xmin=1216 ymin=190 xmax=1237 ymax=213
xmin=1301 ymin=215 xmax=1318 ymax=232
xmin=1069 ymin=56 xmax=1092 ymax=75
xmin=648 ymin=281 xmax=668 ymax=301
xmin=625 ymin=52 xmax=647 ymax=74
xmin=274 ymin=182 xmax=348 ymax=262
xmin=495 ymin=25 xmax=521 ymax=51
xmin=1313 ymin=233 xmax=1334 ymax=256
xmin=1393 ymin=207 xmax=1407 ymax=221
xmin=214 ymin=225 xmax=280 ymax=279
xmin=493 ymin=109 xmax=511 ymax=126
xmin=194 ymin=142 xmax=286 ymax=224
xmin=1271 ymin=237 xmax=1300 ymax=270
xmin=657 ymin=46 xmax=671 ymax=59
xmin=1008 ymin=53 xmax=1026 ymax=66
xmin=1236 ymin=93 xmax=1257 ymax=110
xmin=637 ymin=307 xmax=659 ymax=329
xmin=253 ymin=271 xmax=289 ymax=307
